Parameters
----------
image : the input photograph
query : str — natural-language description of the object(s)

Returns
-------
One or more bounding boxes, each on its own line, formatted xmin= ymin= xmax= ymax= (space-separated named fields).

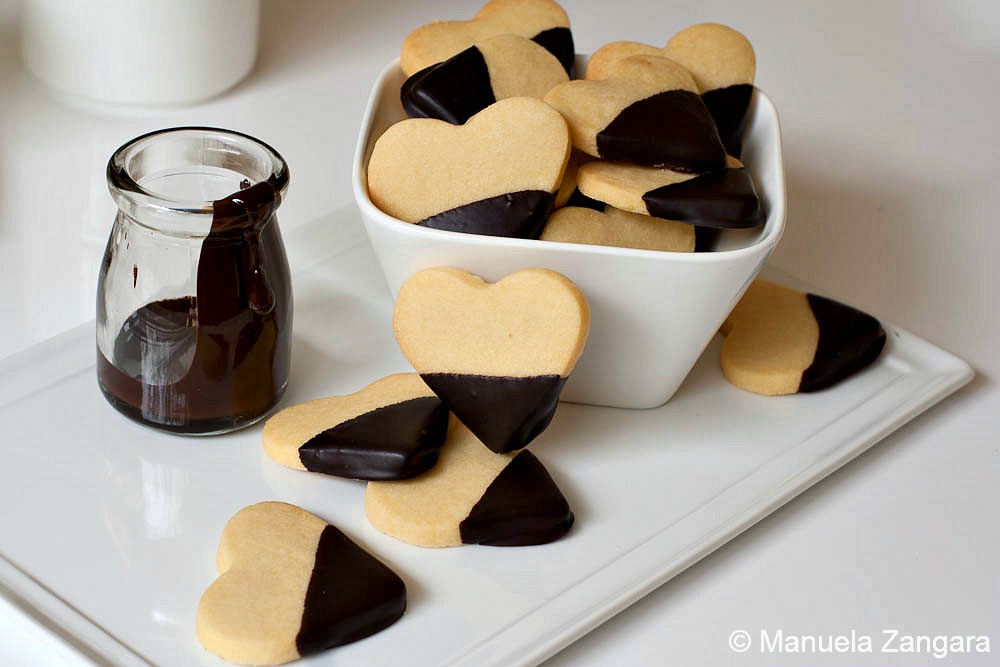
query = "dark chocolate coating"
xmin=531 ymin=26 xmax=575 ymax=76
xmin=420 ymin=373 xmax=566 ymax=453
xmin=418 ymin=190 xmax=555 ymax=239
xmin=596 ymin=89 xmax=726 ymax=172
xmin=702 ymin=84 xmax=754 ymax=158
xmin=460 ymin=450 xmax=574 ymax=546
xmin=564 ymin=188 xmax=606 ymax=212
xmin=799 ymin=294 xmax=887 ymax=392
xmin=693 ymin=226 xmax=723 ymax=252
xmin=97 ymin=181 xmax=293 ymax=433
xmin=298 ymin=397 xmax=448 ymax=480
xmin=296 ymin=525 xmax=406 ymax=657
xmin=401 ymin=47 xmax=496 ymax=124
xmin=643 ymin=168 xmax=762 ymax=229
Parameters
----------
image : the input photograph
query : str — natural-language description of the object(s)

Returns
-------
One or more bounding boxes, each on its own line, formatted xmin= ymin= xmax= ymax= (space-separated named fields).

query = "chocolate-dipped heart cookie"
xmin=720 ymin=280 xmax=887 ymax=395
xmin=664 ymin=23 xmax=756 ymax=157
xmin=400 ymin=0 xmax=575 ymax=77
xmin=541 ymin=204 xmax=694 ymax=252
xmin=577 ymin=155 xmax=762 ymax=229
xmin=585 ymin=23 xmax=756 ymax=157
xmin=196 ymin=502 xmax=405 ymax=665
xmin=543 ymin=54 xmax=726 ymax=172
xmin=393 ymin=267 xmax=589 ymax=453
xmin=367 ymin=97 xmax=570 ymax=239
xmin=402 ymin=34 xmax=568 ymax=125
xmin=366 ymin=417 xmax=574 ymax=547
xmin=262 ymin=373 xmax=448 ymax=481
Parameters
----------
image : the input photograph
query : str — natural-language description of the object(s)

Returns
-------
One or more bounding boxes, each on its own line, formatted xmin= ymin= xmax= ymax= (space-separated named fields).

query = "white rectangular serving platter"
xmin=0 ymin=208 xmax=972 ymax=667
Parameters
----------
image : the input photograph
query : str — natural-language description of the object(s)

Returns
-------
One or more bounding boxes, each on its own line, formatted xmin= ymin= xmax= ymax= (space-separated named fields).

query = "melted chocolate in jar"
xmin=98 ymin=182 xmax=292 ymax=433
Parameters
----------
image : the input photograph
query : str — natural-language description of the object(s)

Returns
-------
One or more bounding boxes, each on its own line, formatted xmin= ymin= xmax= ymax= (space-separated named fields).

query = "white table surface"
xmin=0 ymin=1 xmax=997 ymax=665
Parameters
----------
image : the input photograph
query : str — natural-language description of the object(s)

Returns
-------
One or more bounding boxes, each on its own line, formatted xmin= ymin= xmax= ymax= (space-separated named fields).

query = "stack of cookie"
xmin=263 ymin=266 xmax=590 ymax=548
xmin=367 ymin=0 xmax=764 ymax=253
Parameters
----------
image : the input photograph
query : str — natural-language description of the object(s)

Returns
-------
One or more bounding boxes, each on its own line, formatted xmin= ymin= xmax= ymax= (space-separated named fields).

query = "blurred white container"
xmin=20 ymin=0 xmax=260 ymax=106
xmin=353 ymin=57 xmax=787 ymax=410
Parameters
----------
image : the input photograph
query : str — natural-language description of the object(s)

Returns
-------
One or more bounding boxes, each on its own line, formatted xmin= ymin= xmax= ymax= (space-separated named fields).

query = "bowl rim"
xmin=352 ymin=57 xmax=787 ymax=264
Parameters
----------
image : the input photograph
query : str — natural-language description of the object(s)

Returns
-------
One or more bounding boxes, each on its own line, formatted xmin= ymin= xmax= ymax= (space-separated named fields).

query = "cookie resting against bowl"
xmin=393 ymin=267 xmax=589 ymax=453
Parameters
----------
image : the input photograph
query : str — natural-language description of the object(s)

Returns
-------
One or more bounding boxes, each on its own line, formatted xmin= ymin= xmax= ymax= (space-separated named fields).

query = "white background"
xmin=0 ymin=0 xmax=997 ymax=665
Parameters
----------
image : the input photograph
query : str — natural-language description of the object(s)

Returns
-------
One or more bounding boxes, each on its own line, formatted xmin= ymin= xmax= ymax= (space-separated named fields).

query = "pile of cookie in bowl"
xmin=196 ymin=1 xmax=888 ymax=664
xmin=370 ymin=2 xmax=762 ymax=249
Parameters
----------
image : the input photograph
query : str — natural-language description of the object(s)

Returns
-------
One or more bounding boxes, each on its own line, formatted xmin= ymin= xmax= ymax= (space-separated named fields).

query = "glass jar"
xmin=97 ymin=127 xmax=292 ymax=435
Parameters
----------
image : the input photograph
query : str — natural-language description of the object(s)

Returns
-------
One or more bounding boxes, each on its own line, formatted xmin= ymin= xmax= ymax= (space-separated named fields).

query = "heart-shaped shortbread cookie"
xmin=552 ymin=149 xmax=599 ymax=209
xmin=196 ymin=502 xmax=405 ymax=665
xmin=577 ymin=155 xmax=762 ymax=229
xmin=366 ymin=417 xmax=574 ymax=547
xmin=543 ymin=54 xmax=726 ymax=171
xmin=541 ymin=204 xmax=694 ymax=252
xmin=402 ymin=34 xmax=568 ymax=125
xmin=368 ymin=97 xmax=570 ymax=238
xmin=720 ymin=280 xmax=887 ymax=395
xmin=584 ymin=42 xmax=666 ymax=81
xmin=400 ymin=0 xmax=574 ymax=77
xmin=666 ymin=23 xmax=756 ymax=157
xmin=586 ymin=24 xmax=756 ymax=156
xmin=393 ymin=267 xmax=589 ymax=453
xmin=262 ymin=373 xmax=448 ymax=481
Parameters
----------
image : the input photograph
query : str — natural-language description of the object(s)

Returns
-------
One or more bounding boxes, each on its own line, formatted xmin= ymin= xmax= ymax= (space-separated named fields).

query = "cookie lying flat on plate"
xmin=541 ymin=205 xmax=694 ymax=252
xmin=366 ymin=417 xmax=574 ymax=547
xmin=402 ymin=34 xmax=568 ymax=125
xmin=196 ymin=502 xmax=405 ymax=665
xmin=577 ymin=155 xmax=762 ymax=228
xmin=368 ymin=97 xmax=570 ymax=238
xmin=400 ymin=0 xmax=575 ymax=77
xmin=586 ymin=24 xmax=756 ymax=157
xmin=543 ymin=54 xmax=726 ymax=172
xmin=262 ymin=374 xmax=448 ymax=481
xmin=720 ymin=280 xmax=887 ymax=395
xmin=393 ymin=267 xmax=589 ymax=453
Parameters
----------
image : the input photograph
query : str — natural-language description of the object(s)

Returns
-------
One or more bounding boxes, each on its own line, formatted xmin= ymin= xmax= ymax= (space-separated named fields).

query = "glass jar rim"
xmin=107 ymin=126 xmax=289 ymax=237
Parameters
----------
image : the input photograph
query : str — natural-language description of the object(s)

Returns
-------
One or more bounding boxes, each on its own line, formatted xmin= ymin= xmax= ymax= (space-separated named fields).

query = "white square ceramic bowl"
xmin=352 ymin=57 xmax=786 ymax=409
